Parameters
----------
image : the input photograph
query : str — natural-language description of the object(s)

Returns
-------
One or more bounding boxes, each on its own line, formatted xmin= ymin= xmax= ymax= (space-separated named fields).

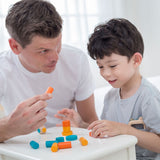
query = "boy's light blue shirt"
xmin=101 ymin=77 xmax=160 ymax=160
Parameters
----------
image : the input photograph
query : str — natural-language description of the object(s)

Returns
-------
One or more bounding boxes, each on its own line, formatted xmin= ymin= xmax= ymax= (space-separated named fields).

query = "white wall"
xmin=121 ymin=0 xmax=160 ymax=78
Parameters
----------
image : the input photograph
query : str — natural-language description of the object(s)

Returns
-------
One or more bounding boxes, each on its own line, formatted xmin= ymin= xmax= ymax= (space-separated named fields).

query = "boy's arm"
xmin=88 ymin=120 xmax=160 ymax=153
xmin=126 ymin=124 xmax=160 ymax=153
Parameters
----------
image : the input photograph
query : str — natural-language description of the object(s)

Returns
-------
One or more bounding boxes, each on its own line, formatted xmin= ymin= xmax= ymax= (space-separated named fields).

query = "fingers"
xmin=27 ymin=109 xmax=47 ymax=125
xmin=54 ymin=108 xmax=74 ymax=120
xmin=88 ymin=120 xmax=108 ymax=138
xmin=20 ymin=93 xmax=52 ymax=107
xmin=54 ymin=114 xmax=66 ymax=120
xmin=88 ymin=120 xmax=102 ymax=130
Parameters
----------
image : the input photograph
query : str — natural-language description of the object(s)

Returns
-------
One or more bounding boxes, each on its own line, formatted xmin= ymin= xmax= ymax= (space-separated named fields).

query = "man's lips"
xmin=46 ymin=62 xmax=57 ymax=68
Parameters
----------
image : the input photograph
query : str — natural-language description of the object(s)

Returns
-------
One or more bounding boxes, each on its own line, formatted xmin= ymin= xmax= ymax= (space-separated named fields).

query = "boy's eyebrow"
xmin=97 ymin=59 xmax=118 ymax=65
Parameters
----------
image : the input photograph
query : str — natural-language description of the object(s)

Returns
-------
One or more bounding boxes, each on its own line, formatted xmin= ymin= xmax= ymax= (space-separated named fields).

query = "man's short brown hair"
xmin=6 ymin=0 xmax=62 ymax=48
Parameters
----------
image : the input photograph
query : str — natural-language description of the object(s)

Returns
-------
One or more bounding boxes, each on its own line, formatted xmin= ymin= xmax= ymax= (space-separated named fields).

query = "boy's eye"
xmin=98 ymin=66 xmax=103 ymax=69
xmin=110 ymin=65 xmax=117 ymax=68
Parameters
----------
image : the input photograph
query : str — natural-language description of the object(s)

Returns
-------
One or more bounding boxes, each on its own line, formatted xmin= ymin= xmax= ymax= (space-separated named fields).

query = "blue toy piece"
xmin=66 ymin=135 xmax=78 ymax=141
xmin=45 ymin=140 xmax=58 ymax=148
xmin=30 ymin=140 xmax=39 ymax=149
xmin=37 ymin=128 xmax=41 ymax=133
xmin=56 ymin=137 xmax=64 ymax=143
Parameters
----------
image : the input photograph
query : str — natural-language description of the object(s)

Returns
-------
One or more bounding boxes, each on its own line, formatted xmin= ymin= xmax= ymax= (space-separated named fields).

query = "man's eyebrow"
xmin=36 ymin=47 xmax=48 ymax=50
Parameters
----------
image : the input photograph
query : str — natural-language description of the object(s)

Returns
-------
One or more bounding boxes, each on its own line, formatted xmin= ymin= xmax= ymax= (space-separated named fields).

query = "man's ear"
xmin=132 ymin=52 xmax=142 ymax=67
xmin=8 ymin=38 xmax=22 ymax=55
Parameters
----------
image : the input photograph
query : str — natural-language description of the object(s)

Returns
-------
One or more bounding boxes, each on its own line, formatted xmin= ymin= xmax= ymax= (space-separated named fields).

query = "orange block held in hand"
xmin=45 ymin=87 xmax=54 ymax=94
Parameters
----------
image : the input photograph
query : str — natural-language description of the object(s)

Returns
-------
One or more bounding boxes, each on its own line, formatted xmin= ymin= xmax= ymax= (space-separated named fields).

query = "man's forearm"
xmin=0 ymin=117 xmax=11 ymax=142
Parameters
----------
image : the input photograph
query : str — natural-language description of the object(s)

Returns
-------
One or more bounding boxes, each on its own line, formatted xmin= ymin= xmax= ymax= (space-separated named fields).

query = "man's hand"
xmin=54 ymin=108 xmax=88 ymax=128
xmin=0 ymin=93 xmax=52 ymax=142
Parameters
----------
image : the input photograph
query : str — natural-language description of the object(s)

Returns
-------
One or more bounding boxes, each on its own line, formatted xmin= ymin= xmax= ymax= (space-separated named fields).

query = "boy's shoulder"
xmin=140 ymin=78 xmax=160 ymax=97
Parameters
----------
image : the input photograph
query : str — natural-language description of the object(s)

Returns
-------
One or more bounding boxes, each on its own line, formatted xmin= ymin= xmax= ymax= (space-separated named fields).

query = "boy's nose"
xmin=101 ymin=69 xmax=111 ymax=78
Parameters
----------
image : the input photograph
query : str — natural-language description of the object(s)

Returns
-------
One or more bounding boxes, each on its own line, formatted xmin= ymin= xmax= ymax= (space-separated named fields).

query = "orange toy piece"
xmin=62 ymin=120 xmax=73 ymax=136
xmin=79 ymin=137 xmax=88 ymax=146
xmin=51 ymin=143 xmax=58 ymax=152
xmin=58 ymin=142 xmax=72 ymax=149
xmin=45 ymin=87 xmax=54 ymax=94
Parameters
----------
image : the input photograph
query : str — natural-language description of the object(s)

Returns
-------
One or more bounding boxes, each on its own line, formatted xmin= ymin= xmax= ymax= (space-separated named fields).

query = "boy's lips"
xmin=108 ymin=79 xmax=117 ymax=84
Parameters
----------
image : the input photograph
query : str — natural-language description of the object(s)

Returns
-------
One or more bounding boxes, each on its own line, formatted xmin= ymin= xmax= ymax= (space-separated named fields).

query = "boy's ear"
xmin=132 ymin=52 xmax=142 ymax=66
xmin=8 ymin=38 xmax=22 ymax=55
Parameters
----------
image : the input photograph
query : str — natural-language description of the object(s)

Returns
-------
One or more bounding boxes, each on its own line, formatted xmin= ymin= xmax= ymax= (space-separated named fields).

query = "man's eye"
xmin=110 ymin=65 xmax=116 ymax=68
xmin=40 ymin=49 xmax=48 ymax=54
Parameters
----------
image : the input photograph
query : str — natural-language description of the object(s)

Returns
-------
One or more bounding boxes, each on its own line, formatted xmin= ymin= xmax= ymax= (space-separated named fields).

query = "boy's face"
xmin=17 ymin=34 xmax=62 ymax=73
xmin=96 ymin=53 xmax=136 ymax=88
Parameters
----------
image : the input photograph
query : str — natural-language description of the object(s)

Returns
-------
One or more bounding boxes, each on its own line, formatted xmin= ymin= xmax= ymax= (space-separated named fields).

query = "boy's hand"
xmin=3 ymin=93 xmax=52 ymax=141
xmin=54 ymin=108 xmax=84 ymax=128
xmin=88 ymin=120 xmax=129 ymax=138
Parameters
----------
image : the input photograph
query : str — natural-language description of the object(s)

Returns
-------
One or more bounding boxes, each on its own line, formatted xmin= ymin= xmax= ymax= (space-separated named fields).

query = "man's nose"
xmin=48 ymin=50 xmax=59 ymax=61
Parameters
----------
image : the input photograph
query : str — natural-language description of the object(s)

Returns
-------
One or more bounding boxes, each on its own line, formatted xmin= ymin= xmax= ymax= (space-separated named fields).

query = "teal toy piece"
xmin=46 ymin=140 xmax=58 ymax=148
xmin=56 ymin=137 xmax=64 ymax=143
xmin=30 ymin=140 xmax=39 ymax=149
xmin=66 ymin=135 xmax=78 ymax=141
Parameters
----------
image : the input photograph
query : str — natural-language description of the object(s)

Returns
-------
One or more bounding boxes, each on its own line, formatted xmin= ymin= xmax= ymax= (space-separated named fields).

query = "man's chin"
xmin=42 ymin=67 xmax=56 ymax=73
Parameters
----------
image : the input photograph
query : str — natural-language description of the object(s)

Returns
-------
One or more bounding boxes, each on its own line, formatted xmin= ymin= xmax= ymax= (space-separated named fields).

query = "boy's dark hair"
xmin=87 ymin=18 xmax=144 ymax=60
xmin=6 ymin=0 xmax=62 ymax=48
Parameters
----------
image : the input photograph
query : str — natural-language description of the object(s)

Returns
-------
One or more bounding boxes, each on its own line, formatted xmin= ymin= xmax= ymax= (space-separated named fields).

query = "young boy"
xmin=87 ymin=18 xmax=160 ymax=159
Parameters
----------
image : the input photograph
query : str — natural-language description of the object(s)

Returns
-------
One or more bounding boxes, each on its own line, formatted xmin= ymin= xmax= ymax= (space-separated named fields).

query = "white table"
xmin=0 ymin=127 xmax=137 ymax=160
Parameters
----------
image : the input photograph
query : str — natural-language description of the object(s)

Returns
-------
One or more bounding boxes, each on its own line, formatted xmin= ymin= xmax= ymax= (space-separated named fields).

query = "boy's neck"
xmin=120 ymin=73 xmax=142 ymax=99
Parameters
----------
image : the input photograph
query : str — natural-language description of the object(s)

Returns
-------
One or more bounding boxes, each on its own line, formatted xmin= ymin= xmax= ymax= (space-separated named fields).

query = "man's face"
xmin=18 ymin=34 xmax=62 ymax=73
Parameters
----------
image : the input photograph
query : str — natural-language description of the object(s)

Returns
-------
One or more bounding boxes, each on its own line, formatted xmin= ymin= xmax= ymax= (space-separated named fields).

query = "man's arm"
xmin=76 ymin=94 xmax=98 ymax=128
xmin=0 ymin=93 xmax=52 ymax=142
xmin=55 ymin=94 xmax=98 ymax=128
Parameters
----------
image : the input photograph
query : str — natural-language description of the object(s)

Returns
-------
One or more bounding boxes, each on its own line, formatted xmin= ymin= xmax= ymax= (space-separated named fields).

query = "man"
xmin=0 ymin=0 xmax=98 ymax=142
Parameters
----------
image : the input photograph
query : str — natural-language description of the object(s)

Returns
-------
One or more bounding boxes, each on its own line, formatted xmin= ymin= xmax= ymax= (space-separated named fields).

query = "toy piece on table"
xmin=56 ymin=137 xmax=64 ymax=143
xmin=62 ymin=120 xmax=73 ymax=136
xmin=45 ymin=86 xmax=54 ymax=94
xmin=51 ymin=143 xmax=58 ymax=152
xmin=79 ymin=137 xmax=88 ymax=146
xmin=46 ymin=140 xmax=58 ymax=148
xmin=30 ymin=140 xmax=39 ymax=149
xmin=51 ymin=142 xmax=72 ymax=152
xmin=128 ymin=116 xmax=146 ymax=129
xmin=37 ymin=126 xmax=47 ymax=134
xmin=66 ymin=135 xmax=78 ymax=141
xmin=58 ymin=141 xmax=72 ymax=149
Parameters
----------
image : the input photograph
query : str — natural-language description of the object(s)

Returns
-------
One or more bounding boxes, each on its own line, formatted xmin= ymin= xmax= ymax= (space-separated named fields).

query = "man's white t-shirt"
xmin=0 ymin=45 xmax=95 ymax=127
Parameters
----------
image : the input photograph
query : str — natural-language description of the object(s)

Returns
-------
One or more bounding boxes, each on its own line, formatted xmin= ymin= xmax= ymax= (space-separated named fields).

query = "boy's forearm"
xmin=124 ymin=125 xmax=160 ymax=153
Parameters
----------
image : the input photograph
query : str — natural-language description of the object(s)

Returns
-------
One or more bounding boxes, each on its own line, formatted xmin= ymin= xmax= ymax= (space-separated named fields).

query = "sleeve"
xmin=75 ymin=54 xmax=95 ymax=101
xmin=142 ymin=94 xmax=160 ymax=134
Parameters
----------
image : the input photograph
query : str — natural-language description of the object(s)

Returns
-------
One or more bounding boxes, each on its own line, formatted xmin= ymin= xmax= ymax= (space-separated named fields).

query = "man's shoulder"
xmin=0 ymin=50 xmax=12 ymax=60
xmin=0 ymin=50 xmax=15 ymax=72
